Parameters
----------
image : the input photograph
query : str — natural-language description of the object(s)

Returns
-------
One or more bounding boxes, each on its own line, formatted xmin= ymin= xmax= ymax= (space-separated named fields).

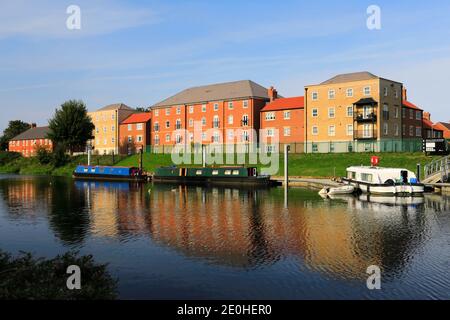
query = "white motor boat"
xmin=342 ymin=166 xmax=425 ymax=196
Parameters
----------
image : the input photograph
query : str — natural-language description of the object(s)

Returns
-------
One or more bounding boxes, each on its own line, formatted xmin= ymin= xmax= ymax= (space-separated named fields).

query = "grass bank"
xmin=116 ymin=152 xmax=438 ymax=178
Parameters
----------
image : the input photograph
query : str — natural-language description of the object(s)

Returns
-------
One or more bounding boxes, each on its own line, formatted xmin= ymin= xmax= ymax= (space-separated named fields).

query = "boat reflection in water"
xmin=0 ymin=175 xmax=449 ymax=299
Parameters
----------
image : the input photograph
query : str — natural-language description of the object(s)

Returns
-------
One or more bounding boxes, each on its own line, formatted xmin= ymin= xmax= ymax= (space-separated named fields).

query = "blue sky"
xmin=1 ymin=0 xmax=450 ymax=131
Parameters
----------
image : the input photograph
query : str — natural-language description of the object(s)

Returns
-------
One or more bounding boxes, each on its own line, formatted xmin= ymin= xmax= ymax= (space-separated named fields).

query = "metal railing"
xmin=424 ymin=155 xmax=450 ymax=182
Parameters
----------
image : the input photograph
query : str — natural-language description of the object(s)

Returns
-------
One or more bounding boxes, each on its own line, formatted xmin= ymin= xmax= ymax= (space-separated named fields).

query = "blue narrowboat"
xmin=73 ymin=165 xmax=147 ymax=182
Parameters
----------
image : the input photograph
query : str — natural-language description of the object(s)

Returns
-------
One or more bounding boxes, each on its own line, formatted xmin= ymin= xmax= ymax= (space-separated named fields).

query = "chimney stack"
xmin=268 ymin=86 xmax=278 ymax=102
xmin=423 ymin=112 xmax=431 ymax=121
xmin=402 ymin=87 xmax=408 ymax=101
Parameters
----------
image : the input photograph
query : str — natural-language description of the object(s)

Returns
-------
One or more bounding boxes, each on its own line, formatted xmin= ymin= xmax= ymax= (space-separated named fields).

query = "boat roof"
xmin=77 ymin=165 xmax=137 ymax=169
xmin=347 ymin=166 xmax=412 ymax=172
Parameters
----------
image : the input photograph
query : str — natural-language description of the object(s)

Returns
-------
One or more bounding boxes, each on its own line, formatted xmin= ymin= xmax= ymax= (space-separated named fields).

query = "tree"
xmin=0 ymin=120 xmax=31 ymax=151
xmin=47 ymin=100 xmax=94 ymax=155
xmin=135 ymin=107 xmax=149 ymax=113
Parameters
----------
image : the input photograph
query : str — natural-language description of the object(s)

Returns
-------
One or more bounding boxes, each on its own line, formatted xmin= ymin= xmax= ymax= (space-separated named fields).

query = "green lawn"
xmin=116 ymin=152 xmax=439 ymax=178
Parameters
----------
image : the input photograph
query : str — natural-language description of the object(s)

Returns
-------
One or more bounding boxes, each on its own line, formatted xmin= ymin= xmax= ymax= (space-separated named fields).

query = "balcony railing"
xmin=241 ymin=120 xmax=249 ymax=126
xmin=355 ymin=113 xmax=377 ymax=122
xmin=212 ymin=121 xmax=220 ymax=128
xmin=354 ymin=130 xmax=378 ymax=140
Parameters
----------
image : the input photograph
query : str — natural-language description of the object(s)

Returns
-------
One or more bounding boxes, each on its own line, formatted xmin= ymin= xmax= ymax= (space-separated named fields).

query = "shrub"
xmin=0 ymin=250 xmax=118 ymax=300
xmin=36 ymin=146 xmax=53 ymax=165
xmin=52 ymin=144 xmax=69 ymax=167
xmin=0 ymin=151 xmax=21 ymax=166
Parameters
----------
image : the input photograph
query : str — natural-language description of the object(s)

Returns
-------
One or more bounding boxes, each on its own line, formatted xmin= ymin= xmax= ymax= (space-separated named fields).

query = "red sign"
xmin=371 ymin=156 xmax=380 ymax=167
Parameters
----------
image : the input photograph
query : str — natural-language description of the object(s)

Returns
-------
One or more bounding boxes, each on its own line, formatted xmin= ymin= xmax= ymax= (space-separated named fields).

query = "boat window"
xmin=83 ymin=168 xmax=88 ymax=173
xmin=212 ymin=170 xmax=219 ymax=175
xmin=361 ymin=173 xmax=373 ymax=182
xmin=195 ymin=170 xmax=203 ymax=175
xmin=347 ymin=171 xmax=356 ymax=179
xmin=224 ymin=170 xmax=232 ymax=175
xmin=232 ymin=170 xmax=240 ymax=175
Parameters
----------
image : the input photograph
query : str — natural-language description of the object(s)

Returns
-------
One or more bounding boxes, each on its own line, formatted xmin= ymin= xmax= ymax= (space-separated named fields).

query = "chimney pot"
xmin=402 ymin=87 xmax=408 ymax=101
xmin=268 ymin=86 xmax=278 ymax=102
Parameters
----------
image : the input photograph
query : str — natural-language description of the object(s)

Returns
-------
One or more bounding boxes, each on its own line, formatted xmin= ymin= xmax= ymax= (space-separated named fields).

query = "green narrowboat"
xmin=153 ymin=166 xmax=273 ymax=186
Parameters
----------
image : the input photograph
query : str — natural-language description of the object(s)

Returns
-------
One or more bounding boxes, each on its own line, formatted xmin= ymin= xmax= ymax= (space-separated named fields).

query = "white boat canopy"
xmin=346 ymin=166 xmax=418 ymax=184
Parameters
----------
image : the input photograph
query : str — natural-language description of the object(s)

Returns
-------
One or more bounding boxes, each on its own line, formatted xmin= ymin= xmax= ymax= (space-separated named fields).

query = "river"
xmin=0 ymin=175 xmax=449 ymax=299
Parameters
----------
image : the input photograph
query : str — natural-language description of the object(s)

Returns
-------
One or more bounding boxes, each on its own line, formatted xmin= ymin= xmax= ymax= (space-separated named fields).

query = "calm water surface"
xmin=0 ymin=174 xmax=449 ymax=300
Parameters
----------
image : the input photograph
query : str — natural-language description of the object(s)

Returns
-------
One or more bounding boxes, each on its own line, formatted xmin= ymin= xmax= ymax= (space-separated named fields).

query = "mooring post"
xmin=202 ymin=145 xmax=206 ymax=168
xmin=112 ymin=151 xmax=115 ymax=165
xmin=284 ymin=144 xmax=290 ymax=188
xmin=139 ymin=148 xmax=143 ymax=171
xmin=87 ymin=145 xmax=91 ymax=166
xmin=417 ymin=163 xmax=421 ymax=182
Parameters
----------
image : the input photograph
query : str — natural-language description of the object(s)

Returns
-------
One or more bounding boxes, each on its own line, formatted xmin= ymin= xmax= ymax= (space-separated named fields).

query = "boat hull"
xmin=73 ymin=173 xmax=148 ymax=182
xmin=343 ymin=178 xmax=424 ymax=195
xmin=152 ymin=176 xmax=272 ymax=186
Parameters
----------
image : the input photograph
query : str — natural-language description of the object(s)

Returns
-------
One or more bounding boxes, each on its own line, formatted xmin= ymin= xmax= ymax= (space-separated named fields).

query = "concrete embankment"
xmin=271 ymin=176 xmax=341 ymax=189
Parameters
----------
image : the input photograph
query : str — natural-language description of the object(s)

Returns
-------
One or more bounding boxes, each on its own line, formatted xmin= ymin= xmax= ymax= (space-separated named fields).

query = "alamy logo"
xmin=366 ymin=5 xmax=381 ymax=30
xmin=366 ymin=265 xmax=381 ymax=290
xmin=66 ymin=5 xmax=81 ymax=30
xmin=66 ymin=265 xmax=81 ymax=290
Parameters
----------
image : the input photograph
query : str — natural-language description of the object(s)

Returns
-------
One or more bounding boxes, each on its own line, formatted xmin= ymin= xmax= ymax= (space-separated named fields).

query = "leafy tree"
xmin=35 ymin=145 xmax=53 ymax=165
xmin=47 ymin=100 xmax=94 ymax=155
xmin=0 ymin=120 xmax=31 ymax=151
xmin=135 ymin=107 xmax=149 ymax=112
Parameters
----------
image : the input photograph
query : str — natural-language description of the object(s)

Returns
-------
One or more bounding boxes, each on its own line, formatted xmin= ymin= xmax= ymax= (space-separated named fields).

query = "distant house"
xmin=8 ymin=124 xmax=53 ymax=157
xmin=422 ymin=112 xmax=444 ymax=139
xmin=260 ymin=96 xmax=304 ymax=146
xmin=433 ymin=122 xmax=450 ymax=139
xmin=119 ymin=112 xmax=152 ymax=154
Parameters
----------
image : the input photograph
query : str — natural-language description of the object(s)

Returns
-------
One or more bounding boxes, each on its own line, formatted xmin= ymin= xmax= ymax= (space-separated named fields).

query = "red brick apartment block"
xmin=402 ymin=99 xmax=424 ymax=140
xmin=8 ymin=125 xmax=53 ymax=157
xmin=422 ymin=112 xmax=444 ymax=139
xmin=433 ymin=121 xmax=450 ymax=139
xmin=150 ymin=80 xmax=271 ymax=147
xmin=119 ymin=113 xmax=152 ymax=154
xmin=260 ymin=96 xmax=305 ymax=144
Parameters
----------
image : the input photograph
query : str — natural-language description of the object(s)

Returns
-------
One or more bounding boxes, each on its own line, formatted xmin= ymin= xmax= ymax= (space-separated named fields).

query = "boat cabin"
xmin=346 ymin=166 xmax=419 ymax=185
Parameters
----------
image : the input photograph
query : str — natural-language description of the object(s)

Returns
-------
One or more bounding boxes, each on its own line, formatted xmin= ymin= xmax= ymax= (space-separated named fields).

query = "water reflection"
xmin=0 ymin=176 xmax=448 ymax=284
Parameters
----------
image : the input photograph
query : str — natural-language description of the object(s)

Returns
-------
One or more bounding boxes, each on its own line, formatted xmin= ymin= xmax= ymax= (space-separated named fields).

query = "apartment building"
xmin=433 ymin=121 xmax=450 ymax=139
xmin=150 ymin=80 xmax=271 ymax=149
xmin=119 ymin=112 xmax=152 ymax=154
xmin=8 ymin=125 xmax=53 ymax=157
xmin=305 ymin=72 xmax=404 ymax=153
xmin=88 ymin=103 xmax=135 ymax=155
xmin=260 ymin=96 xmax=304 ymax=145
xmin=423 ymin=112 xmax=444 ymax=139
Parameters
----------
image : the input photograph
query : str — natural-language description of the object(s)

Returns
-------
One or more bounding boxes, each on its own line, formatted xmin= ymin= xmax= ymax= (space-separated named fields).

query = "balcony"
xmin=354 ymin=129 xmax=378 ymax=140
xmin=212 ymin=121 xmax=220 ymax=128
xmin=241 ymin=120 xmax=249 ymax=126
xmin=355 ymin=113 xmax=377 ymax=122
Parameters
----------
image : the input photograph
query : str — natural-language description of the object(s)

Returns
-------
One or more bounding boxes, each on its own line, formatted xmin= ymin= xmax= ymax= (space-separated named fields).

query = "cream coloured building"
xmin=304 ymin=72 xmax=404 ymax=153
xmin=88 ymin=103 xmax=135 ymax=155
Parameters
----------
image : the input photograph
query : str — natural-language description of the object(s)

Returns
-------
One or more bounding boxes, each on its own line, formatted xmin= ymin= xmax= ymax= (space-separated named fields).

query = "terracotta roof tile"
xmin=121 ymin=113 xmax=151 ymax=124
xmin=261 ymin=96 xmax=304 ymax=112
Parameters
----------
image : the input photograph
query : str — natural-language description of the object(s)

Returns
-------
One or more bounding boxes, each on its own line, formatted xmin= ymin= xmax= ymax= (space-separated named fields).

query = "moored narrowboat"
xmin=153 ymin=166 xmax=272 ymax=186
xmin=73 ymin=165 xmax=147 ymax=182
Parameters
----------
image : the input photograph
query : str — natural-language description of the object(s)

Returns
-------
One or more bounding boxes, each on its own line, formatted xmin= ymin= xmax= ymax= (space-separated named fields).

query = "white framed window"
xmin=104 ymin=139 xmax=107 ymax=145
xmin=395 ymin=90 xmax=399 ymax=99
xmin=364 ymin=86 xmax=371 ymax=96
xmin=242 ymin=114 xmax=249 ymax=126
xmin=328 ymin=125 xmax=336 ymax=136
xmin=384 ymin=123 xmax=389 ymax=135
xmin=111 ymin=125 xmax=115 ymax=132
xmin=265 ymin=112 xmax=275 ymax=121
xmin=137 ymin=135 xmax=143 ymax=143
xmin=127 ymin=124 xmax=132 ymax=131
xmin=189 ymin=119 xmax=193 ymax=127
xmin=202 ymin=104 xmax=207 ymax=112
xmin=416 ymin=127 xmax=422 ymax=137
xmin=201 ymin=132 xmax=206 ymax=140
xmin=165 ymin=108 xmax=170 ymax=116
xmin=312 ymin=126 xmax=319 ymax=135
xmin=284 ymin=127 xmax=291 ymax=137
xmin=243 ymin=100 xmax=249 ymax=108
xmin=103 ymin=126 xmax=107 ymax=133
xmin=228 ymin=102 xmax=234 ymax=109
xmin=395 ymin=124 xmax=399 ymax=136
xmin=154 ymin=109 xmax=159 ymax=117
xmin=228 ymin=115 xmax=233 ymax=125
xmin=328 ymin=89 xmax=335 ymax=99
xmin=283 ymin=111 xmax=291 ymax=120
xmin=214 ymin=103 xmax=219 ymax=111
xmin=189 ymin=106 xmax=194 ymax=114
xmin=136 ymin=123 xmax=143 ymax=130
xmin=154 ymin=122 xmax=160 ymax=132
xmin=346 ymin=88 xmax=353 ymax=97
xmin=347 ymin=106 xmax=353 ymax=117
xmin=112 ymin=114 xmax=115 ymax=120
xmin=201 ymin=117 xmax=206 ymax=126
xmin=154 ymin=136 xmax=160 ymax=145
xmin=384 ymin=87 xmax=388 ymax=97
xmin=176 ymin=106 xmax=181 ymax=114
xmin=347 ymin=124 xmax=353 ymax=136
xmin=165 ymin=134 xmax=170 ymax=142
xmin=213 ymin=115 xmax=220 ymax=128
xmin=266 ymin=129 xmax=275 ymax=137
xmin=410 ymin=109 xmax=414 ymax=119
xmin=175 ymin=119 xmax=182 ymax=129
xmin=165 ymin=121 xmax=170 ymax=128
xmin=416 ymin=111 xmax=422 ymax=120
xmin=227 ymin=131 xmax=234 ymax=139
xmin=328 ymin=107 xmax=335 ymax=118
xmin=128 ymin=136 xmax=132 ymax=143
xmin=312 ymin=108 xmax=318 ymax=117
xmin=311 ymin=91 xmax=318 ymax=101
xmin=176 ymin=134 xmax=182 ymax=144
xmin=395 ymin=106 xmax=399 ymax=118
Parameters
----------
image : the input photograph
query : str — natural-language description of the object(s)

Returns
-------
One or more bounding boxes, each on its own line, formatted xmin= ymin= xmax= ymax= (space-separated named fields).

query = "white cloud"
xmin=0 ymin=0 xmax=159 ymax=39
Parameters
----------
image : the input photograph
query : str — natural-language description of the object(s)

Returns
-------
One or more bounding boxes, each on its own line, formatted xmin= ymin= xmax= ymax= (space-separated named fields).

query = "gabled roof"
xmin=435 ymin=122 xmax=450 ymax=130
xmin=403 ymin=100 xmax=422 ymax=111
xmin=152 ymin=80 xmax=270 ymax=108
xmin=97 ymin=103 xmax=134 ymax=111
xmin=422 ymin=119 xmax=443 ymax=131
xmin=261 ymin=96 xmax=304 ymax=112
xmin=320 ymin=72 xmax=378 ymax=85
xmin=121 ymin=113 xmax=151 ymax=124
xmin=10 ymin=126 xmax=50 ymax=141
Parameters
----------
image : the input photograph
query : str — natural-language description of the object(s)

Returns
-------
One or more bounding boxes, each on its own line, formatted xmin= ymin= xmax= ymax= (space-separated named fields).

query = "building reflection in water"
xmin=1 ymin=177 xmax=447 ymax=280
